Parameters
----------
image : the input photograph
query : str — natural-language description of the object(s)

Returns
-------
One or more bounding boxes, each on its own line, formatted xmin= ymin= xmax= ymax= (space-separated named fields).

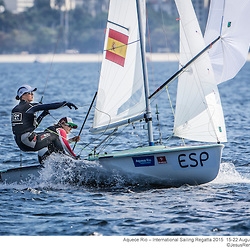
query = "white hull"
xmin=1 ymin=144 xmax=223 ymax=187
xmin=89 ymin=144 xmax=224 ymax=187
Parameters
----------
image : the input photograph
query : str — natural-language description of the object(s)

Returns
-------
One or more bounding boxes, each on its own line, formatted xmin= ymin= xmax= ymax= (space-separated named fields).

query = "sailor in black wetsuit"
xmin=11 ymin=84 xmax=78 ymax=153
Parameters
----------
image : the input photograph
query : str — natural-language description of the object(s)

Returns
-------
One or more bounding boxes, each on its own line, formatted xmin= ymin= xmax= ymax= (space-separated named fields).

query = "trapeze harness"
xmin=11 ymin=100 xmax=72 ymax=152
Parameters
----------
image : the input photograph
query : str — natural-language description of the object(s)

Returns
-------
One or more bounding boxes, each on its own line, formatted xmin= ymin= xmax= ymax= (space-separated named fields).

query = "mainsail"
xmin=91 ymin=0 xmax=146 ymax=133
xmin=204 ymin=0 xmax=250 ymax=84
xmin=173 ymin=0 xmax=227 ymax=143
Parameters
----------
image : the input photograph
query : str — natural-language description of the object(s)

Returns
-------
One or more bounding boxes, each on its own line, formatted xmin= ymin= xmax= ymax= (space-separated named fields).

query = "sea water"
xmin=0 ymin=61 xmax=250 ymax=248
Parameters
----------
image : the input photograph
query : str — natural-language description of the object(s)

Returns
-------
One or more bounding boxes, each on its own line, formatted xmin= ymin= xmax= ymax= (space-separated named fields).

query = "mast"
xmin=136 ymin=0 xmax=154 ymax=146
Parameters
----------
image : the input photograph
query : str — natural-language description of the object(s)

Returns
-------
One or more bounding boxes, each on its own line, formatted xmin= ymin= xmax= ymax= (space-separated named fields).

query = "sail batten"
xmin=107 ymin=20 xmax=129 ymax=31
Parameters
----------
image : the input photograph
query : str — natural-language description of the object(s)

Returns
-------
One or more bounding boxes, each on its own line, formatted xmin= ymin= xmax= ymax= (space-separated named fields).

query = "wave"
xmin=37 ymin=154 xmax=154 ymax=190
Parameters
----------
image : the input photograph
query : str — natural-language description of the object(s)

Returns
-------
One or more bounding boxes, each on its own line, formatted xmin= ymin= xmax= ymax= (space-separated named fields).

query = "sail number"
xmin=178 ymin=152 xmax=209 ymax=168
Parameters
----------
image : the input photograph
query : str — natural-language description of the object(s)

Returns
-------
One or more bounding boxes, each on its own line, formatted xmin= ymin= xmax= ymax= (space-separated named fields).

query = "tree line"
xmin=0 ymin=0 xmax=179 ymax=54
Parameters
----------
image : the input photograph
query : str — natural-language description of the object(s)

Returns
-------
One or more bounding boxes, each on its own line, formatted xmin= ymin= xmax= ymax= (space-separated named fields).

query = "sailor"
xmin=11 ymin=84 xmax=78 ymax=153
xmin=38 ymin=117 xmax=80 ymax=163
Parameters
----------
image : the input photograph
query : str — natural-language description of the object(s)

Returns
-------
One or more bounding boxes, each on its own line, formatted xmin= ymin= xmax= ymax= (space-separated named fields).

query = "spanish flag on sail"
xmin=105 ymin=29 xmax=128 ymax=67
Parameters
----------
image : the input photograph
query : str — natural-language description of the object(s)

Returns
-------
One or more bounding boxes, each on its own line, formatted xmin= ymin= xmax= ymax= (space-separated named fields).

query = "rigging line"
xmin=160 ymin=4 xmax=179 ymax=62
xmin=45 ymin=126 xmax=81 ymax=155
xmin=95 ymin=120 xmax=146 ymax=155
xmin=94 ymin=128 xmax=118 ymax=154
xmin=86 ymin=119 xmax=135 ymax=156
xmin=40 ymin=33 xmax=61 ymax=104
xmin=83 ymin=117 xmax=145 ymax=156
xmin=165 ymin=85 xmax=175 ymax=117
xmin=165 ymin=85 xmax=184 ymax=143
xmin=73 ymin=91 xmax=97 ymax=150
xmin=92 ymin=122 xmax=134 ymax=155
xmin=77 ymin=106 xmax=112 ymax=155
xmin=77 ymin=126 xmax=118 ymax=156
xmin=82 ymin=123 xmax=140 ymax=156
xmin=148 ymin=35 xmax=221 ymax=100
xmin=104 ymin=39 xmax=139 ymax=52
xmin=46 ymin=112 xmax=81 ymax=141
xmin=155 ymin=104 xmax=162 ymax=144
xmin=77 ymin=125 xmax=112 ymax=155
xmin=45 ymin=128 xmax=68 ymax=142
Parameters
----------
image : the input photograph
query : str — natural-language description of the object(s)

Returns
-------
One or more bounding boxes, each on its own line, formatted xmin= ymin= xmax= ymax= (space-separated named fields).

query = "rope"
xmin=159 ymin=7 xmax=180 ymax=62
xmin=166 ymin=85 xmax=175 ymax=117
xmin=76 ymin=106 xmax=112 ymax=156
xmin=40 ymin=33 xmax=61 ymax=103
xmin=73 ymin=91 xmax=97 ymax=150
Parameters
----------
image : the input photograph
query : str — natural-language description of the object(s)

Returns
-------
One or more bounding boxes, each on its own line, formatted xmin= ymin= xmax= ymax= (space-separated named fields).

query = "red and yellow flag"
xmin=105 ymin=29 xmax=128 ymax=67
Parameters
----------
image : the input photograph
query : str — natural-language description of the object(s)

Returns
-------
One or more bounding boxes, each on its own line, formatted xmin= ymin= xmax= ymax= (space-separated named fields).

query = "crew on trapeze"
xmin=38 ymin=117 xmax=80 ymax=163
xmin=11 ymin=84 xmax=79 ymax=161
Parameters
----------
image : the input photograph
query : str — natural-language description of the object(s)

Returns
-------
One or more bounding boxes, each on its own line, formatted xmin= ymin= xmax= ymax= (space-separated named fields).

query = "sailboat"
xmin=1 ymin=0 xmax=250 ymax=186
xmin=86 ymin=0 xmax=227 ymax=187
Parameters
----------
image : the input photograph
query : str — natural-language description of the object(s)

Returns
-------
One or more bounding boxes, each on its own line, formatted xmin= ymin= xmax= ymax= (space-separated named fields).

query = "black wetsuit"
xmin=11 ymin=100 xmax=74 ymax=152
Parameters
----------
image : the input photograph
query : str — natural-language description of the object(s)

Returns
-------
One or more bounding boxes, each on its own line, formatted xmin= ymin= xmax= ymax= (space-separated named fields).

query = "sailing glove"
xmin=65 ymin=102 xmax=78 ymax=110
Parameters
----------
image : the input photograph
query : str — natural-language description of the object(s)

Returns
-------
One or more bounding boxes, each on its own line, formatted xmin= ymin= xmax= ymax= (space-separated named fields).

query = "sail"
xmin=204 ymin=0 xmax=250 ymax=84
xmin=91 ymin=0 xmax=146 ymax=133
xmin=173 ymin=0 xmax=227 ymax=143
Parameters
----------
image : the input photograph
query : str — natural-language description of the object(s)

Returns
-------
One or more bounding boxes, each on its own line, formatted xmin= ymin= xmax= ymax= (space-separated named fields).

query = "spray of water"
xmin=212 ymin=162 xmax=250 ymax=184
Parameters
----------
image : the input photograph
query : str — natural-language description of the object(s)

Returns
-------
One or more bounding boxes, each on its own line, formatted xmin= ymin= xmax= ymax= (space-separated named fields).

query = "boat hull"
xmin=0 ymin=165 xmax=43 ymax=184
xmin=88 ymin=144 xmax=224 ymax=187
xmin=0 ymin=144 xmax=223 ymax=187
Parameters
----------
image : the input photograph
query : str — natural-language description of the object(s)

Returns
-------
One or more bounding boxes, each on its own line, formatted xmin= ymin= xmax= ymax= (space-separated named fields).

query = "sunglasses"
xmin=61 ymin=122 xmax=73 ymax=128
xmin=66 ymin=124 xmax=74 ymax=129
